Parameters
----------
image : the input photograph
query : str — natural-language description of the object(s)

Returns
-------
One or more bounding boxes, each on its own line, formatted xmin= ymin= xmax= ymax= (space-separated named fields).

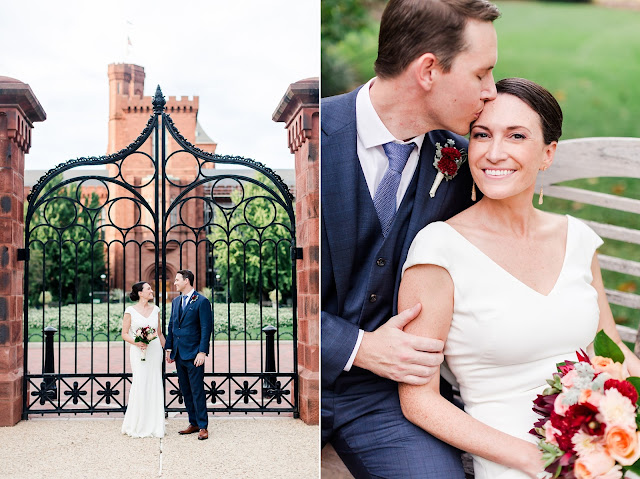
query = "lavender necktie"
xmin=373 ymin=142 xmax=416 ymax=237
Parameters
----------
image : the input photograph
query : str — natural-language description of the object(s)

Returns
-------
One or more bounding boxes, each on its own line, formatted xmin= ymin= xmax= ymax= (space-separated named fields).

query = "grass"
xmin=328 ymin=1 xmax=640 ymax=331
xmin=27 ymin=302 xmax=295 ymax=342
xmin=492 ymin=2 xmax=640 ymax=140
xmin=332 ymin=2 xmax=640 ymax=139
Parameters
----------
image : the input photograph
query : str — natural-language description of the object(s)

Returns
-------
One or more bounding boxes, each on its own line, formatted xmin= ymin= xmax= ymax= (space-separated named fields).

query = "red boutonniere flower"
xmin=429 ymin=139 xmax=468 ymax=198
xmin=190 ymin=294 xmax=198 ymax=304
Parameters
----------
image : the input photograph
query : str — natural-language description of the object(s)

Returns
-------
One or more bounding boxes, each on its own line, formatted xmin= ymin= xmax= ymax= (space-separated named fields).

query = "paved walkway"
xmin=0 ymin=416 xmax=318 ymax=478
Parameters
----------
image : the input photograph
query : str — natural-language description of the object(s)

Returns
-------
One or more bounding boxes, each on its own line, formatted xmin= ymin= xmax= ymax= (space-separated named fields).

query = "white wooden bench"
xmin=541 ymin=137 xmax=640 ymax=350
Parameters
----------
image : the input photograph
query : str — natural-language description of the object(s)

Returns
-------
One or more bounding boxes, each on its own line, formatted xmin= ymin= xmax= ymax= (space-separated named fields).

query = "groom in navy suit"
xmin=322 ymin=0 xmax=500 ymax=476
xmin=165 ymin=269 xmax=212 ymax=440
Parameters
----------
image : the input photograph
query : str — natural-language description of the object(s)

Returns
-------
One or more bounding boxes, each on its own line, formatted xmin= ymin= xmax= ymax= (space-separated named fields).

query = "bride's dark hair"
xmin=495 ymin=78 xmax=563 ymax=145
xmin=129 ymin=282 xmax=146 ymax=302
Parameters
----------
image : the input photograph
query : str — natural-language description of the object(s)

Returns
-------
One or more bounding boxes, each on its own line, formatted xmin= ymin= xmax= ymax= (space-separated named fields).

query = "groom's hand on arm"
xmin=353 ymin=303 xmax=444 ymax=385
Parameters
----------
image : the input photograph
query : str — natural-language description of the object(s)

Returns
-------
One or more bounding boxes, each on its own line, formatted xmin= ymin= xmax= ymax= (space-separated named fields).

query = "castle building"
xmin=24 ymin=63 xmax=295 ymax=299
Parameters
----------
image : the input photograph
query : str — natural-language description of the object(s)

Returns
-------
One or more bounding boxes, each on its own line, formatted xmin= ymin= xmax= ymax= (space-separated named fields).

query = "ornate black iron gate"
xmin=22 ymin=87 xmax=298 ymax=417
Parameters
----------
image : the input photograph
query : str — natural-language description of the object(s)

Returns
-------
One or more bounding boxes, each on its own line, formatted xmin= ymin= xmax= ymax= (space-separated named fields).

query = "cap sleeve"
xmin=401 ymin=222 xmax=452 ymax=277
xmin=569 ymin=215 xmax=603 ymax=257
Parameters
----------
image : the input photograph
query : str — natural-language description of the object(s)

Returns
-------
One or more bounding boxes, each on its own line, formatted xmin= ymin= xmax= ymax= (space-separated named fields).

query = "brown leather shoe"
xmin=198 ymin=428 xmax=209 ymax=440
xmin=179 ymin=424 xmax=199 ymax=435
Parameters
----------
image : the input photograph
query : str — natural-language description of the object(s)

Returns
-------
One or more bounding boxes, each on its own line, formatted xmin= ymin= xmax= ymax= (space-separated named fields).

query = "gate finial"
xmin=152 ymin=85 xmax=166 ymax=113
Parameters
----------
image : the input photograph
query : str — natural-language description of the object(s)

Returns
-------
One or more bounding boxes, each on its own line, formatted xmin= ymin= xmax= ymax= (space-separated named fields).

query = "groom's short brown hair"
xmin=375 ymin=0 xmax=500 ymax=79
xmin=177 ymin=269 xmax=194 ymax=286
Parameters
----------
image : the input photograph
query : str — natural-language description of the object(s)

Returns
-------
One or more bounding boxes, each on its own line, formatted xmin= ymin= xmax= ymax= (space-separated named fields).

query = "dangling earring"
xmin=538 ymin=168 xmax=545 ymax=205
xmin=471 ymin=180 xmax=477 ymax=202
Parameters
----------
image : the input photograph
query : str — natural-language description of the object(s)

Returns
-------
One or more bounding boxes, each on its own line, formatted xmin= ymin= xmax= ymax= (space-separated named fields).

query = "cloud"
xmin=0 ymin=0 xmax=319 ymax=171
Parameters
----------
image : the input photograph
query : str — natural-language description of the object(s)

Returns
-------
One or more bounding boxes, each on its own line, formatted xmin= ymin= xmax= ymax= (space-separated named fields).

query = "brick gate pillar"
xmin=0 ymin=77 xmax=46 ymax=426
xmin=273 ymin=78 xmax=319 ymax=425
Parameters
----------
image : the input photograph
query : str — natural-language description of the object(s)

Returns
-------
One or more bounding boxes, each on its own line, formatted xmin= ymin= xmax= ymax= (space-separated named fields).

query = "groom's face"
xmin=429 ymin=19 xmax=498 ymax=135
xmin=174 ymin=274 xmax=189 ymax=293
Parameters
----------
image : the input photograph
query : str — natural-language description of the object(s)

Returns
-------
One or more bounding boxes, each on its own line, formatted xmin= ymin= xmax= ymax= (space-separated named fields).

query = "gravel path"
xmin=0 ymin=417 xmax=319 ymax=478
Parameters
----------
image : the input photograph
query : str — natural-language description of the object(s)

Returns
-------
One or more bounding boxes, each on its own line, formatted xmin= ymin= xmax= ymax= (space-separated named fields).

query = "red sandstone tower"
xmin=106 ymin=63 xmax=216 ymax=298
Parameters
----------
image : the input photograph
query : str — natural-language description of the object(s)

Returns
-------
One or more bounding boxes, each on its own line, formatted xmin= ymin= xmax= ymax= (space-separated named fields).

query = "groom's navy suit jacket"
xmin=321 ymin=87 xmax=475 ymax=439
xmin=165 ymin=292 xmax=212 ymax=361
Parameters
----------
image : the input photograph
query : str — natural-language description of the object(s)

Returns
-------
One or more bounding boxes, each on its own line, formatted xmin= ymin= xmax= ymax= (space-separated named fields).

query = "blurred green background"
xmin=322 ymin=0 xmax=640 ymax=331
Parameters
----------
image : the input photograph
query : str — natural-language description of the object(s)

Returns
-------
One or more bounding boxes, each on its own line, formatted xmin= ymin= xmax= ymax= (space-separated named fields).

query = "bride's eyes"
xmin=472 ymin=131 xmax=489 ymax=139
xmin=511 ymin=133 xmax=527 ymax=140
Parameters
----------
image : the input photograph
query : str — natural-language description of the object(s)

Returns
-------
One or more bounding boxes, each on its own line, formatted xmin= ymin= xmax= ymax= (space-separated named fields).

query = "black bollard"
xmin=262 ymin=325 xmax=277 ymax=398
xmin=43 ymin=326 xmax=57 ymax=398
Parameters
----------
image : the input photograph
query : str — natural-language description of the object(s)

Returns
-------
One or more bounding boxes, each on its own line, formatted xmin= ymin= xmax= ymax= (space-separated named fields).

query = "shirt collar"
xmin=356 ymin=77 xmax=425 ymax=151
xmin=182 ymin=289 xmax=195 ymax=302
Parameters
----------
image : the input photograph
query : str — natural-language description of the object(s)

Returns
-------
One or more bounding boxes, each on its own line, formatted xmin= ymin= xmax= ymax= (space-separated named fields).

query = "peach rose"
xmin=605 ymin=426 xmax=640 ymax=466
xmin=544 ymin=420 xmax=561 ymax=446
xmin=574 ymin=451 xmax=615 ymax=479
xmin=598 ymin=465 xmax=623 ymax=479
xmin=580 ymin=389 xmax=603 ymax=408
xmin=592 ymin=356 xmax=629 ymax=381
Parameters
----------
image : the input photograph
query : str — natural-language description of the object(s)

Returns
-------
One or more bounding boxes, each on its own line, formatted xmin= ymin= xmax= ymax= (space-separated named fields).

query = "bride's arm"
xmin=398 ymin=264 xmax=544 ymax=478
xmin=121 ymin=312 xmax=143 ymax=348
xmin=156 ymin=313 xmax=166 ymax=348
xmin=590 ymin=253 xmax=640 ymax=376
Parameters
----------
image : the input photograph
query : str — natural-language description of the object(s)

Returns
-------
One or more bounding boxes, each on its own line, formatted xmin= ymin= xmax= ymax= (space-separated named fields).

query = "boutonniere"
xmin=189 ymin=293 xmax=198 ymax=304
xmin=429 ymin=139 xmax=468 ymax=198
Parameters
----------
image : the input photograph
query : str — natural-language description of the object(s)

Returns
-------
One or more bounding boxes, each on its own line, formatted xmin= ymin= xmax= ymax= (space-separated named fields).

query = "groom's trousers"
xmin=175 ymin=353 xmax=208 ymax=429
xmin=323 ymin=377 xmax=465 ymax=479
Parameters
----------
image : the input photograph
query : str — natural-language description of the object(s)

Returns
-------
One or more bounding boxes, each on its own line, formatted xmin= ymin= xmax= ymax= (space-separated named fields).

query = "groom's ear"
xmin=413 ymin=53 xmax=438 ymax=91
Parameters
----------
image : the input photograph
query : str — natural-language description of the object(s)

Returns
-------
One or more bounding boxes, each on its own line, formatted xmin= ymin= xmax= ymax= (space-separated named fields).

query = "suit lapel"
xmin=179 ymin=292 xmax=197 ymax=324
xmin=321 ymin=89 xmax=362 ymax=298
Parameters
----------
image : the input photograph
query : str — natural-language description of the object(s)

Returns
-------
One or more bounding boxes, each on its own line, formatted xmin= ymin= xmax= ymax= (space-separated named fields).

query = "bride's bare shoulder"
xmin=444 ymin=204 xmax=482 ymax=232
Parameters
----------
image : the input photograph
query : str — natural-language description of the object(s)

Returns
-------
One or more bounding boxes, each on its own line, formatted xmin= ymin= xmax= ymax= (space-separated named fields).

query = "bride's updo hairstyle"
xmin=495 ymin=78 xmax=563 ymax=145
xmin=129 ymin=282 xmax=146 ymax=302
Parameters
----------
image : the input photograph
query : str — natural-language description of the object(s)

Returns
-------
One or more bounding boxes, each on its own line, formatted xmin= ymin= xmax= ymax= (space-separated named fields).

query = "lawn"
xmin=328 ymin=1 xmax=640 ymax=330
xmin=27 ymin=302 xmax=295 ymax=342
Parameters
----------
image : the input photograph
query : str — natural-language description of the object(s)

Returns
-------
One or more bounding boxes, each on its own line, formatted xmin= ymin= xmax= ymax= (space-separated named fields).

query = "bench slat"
xmin=598 ymin=254 xmax=640 ymax=277
xmin=605 ymin=288 xmax=640 ymax=309
xmin=545 ymin=186 xmax=640 ymax=215
xmin=583 ymin=220 xmax=640 ymax=245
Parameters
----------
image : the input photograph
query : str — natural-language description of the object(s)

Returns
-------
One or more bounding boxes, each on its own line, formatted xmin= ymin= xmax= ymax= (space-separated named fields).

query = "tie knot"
xmin=382 ymin=142 xmax=415 ymax=172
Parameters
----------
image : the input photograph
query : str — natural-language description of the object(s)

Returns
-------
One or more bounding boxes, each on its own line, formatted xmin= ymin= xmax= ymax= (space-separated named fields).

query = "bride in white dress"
xmin=121 ymin=282 xmax=166 ymax=438
xmin=399 ymin=78 xmax=640 ymax=478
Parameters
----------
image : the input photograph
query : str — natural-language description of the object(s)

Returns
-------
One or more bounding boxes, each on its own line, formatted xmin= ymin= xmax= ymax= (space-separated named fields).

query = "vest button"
xmin=376 ymin=258 xmax=386 ymax=267
xmin=369 ymin=294 xmax=377 ymax=303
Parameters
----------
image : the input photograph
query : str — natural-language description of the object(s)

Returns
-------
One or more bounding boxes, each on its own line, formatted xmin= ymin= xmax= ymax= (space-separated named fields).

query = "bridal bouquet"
xmin=134 ymin=326 xmax=157 ymax=361
xmin=531 ymin=331 xmax=640 ymax=478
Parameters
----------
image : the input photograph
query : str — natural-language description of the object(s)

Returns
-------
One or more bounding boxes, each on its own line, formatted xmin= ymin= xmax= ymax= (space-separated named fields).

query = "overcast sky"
xmin=0 ymin=0 xmax=319 ymax=173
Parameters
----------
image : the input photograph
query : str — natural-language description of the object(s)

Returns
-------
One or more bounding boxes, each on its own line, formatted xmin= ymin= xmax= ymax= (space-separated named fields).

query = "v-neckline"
xmin=441 ymin=215 xmax=571 ymax=298
xmin=132 ymin=305 xmax=156 ymax=320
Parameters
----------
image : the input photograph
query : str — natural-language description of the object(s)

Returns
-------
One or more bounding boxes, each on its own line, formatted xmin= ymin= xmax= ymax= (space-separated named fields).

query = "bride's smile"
xmin=469 ymin=93 xmax=556 ymax=202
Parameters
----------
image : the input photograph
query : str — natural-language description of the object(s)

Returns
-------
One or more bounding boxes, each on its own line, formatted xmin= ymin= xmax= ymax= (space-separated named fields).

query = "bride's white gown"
xmin=121 ymin=305 xmax=165 ymax=438
xmin=402 ymin=215 xmax=602 ymax=478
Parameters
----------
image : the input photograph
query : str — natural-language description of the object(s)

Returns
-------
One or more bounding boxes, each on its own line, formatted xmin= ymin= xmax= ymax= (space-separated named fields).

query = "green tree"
xmin=26 ymin=176 xmax=106 ymax=306
xmin=208 ymin=175 xmax=294 ymax=304
xmin=321 ymin=0 xmax=385 ymax=97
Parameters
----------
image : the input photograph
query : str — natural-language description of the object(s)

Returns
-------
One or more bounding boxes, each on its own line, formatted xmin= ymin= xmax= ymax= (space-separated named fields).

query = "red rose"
xmin=441 ymin=147 xmax=462 ymax=160
xmin=568 ymin=403 xmax=605 ymax=436
xmin=604 ymin=378 xmax=639 ymax=404
xmin=437 ymin=157 xmax=458 ymax=177
xmin=550 ymin=411 xmax=577 ymax=453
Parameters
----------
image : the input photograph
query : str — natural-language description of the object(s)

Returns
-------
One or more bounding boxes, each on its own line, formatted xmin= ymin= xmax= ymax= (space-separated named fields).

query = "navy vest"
xmin=336 ymin=163 xmax=419 ymax=392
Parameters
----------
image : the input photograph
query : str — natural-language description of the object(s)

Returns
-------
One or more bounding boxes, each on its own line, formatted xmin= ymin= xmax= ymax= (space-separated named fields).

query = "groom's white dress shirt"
xmin=344 ymin=78 xmax=425 ymax=371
